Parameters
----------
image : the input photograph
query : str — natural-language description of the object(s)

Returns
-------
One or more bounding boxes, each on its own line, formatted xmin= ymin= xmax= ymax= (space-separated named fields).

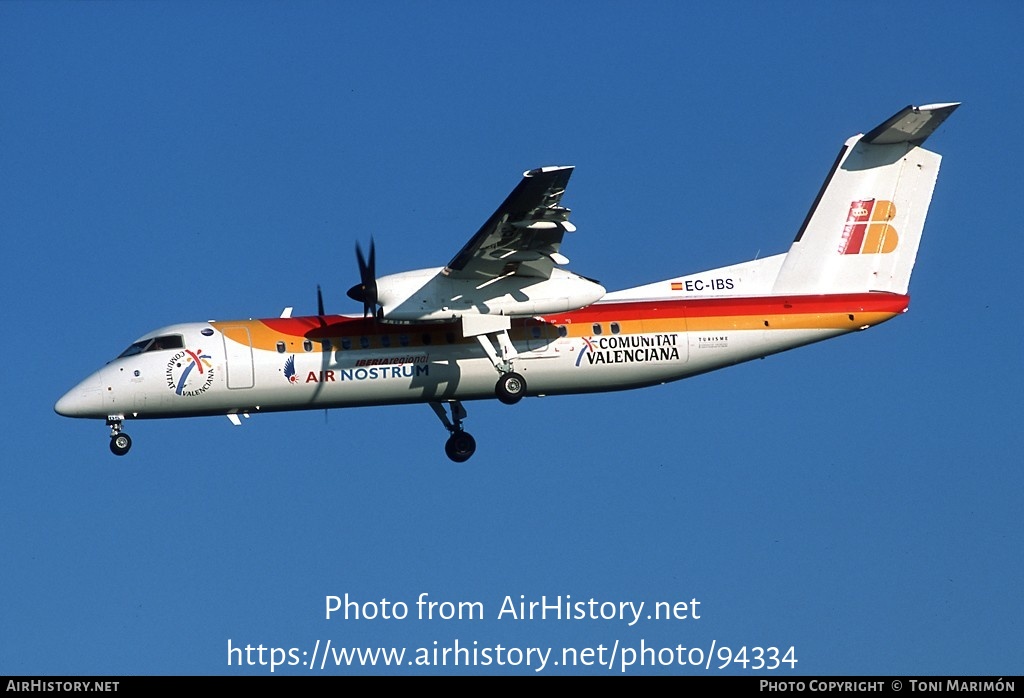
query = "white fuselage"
xmin=54 ymin=291 xmax=907 ymax=423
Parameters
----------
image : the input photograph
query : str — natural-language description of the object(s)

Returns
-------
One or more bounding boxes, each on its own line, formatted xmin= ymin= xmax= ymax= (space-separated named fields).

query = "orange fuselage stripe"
xmin=211 ymin=293 xmax=909 ymax=352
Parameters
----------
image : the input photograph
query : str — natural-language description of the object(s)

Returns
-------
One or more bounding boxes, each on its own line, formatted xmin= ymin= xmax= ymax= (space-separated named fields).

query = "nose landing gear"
xmin=107 ymin=416 xmax=132 ymax=456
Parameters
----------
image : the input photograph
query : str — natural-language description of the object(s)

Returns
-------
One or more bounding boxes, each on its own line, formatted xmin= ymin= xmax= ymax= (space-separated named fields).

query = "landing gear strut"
xmin=430 ymin=401 xmax=476 ymax=463
xmin=107 ymin=416 xmax=132 ymax=456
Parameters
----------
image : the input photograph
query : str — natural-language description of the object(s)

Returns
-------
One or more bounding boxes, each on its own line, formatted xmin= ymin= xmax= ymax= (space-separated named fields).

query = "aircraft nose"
xmin=55 ymin=376 xmax=103 ymax=418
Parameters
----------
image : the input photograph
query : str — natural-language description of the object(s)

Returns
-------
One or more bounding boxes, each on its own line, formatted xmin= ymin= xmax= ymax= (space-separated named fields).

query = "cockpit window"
xmin=117 ymin=334 xmax=185 ymax=358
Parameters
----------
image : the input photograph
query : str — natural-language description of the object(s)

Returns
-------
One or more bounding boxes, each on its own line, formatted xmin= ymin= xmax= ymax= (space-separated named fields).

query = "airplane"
xmin=55 ymin=102 xmax=959 ymax=462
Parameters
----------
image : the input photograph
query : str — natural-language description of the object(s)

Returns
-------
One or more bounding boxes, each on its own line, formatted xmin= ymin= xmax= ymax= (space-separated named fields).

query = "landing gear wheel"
xmin=110 ymin=433 xmax=132 ymax=456
xmin=444 ymin=431 xmax=476 ymax=463
xmin=496 ymin=372 xmax=526 ymax=405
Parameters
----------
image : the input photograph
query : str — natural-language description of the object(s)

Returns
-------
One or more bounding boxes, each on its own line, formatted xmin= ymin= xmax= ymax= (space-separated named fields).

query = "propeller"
xmin=314 ymin=284 xmax=329 ymax=425
xmin=346 ymin=238 xmax=379 ymax=318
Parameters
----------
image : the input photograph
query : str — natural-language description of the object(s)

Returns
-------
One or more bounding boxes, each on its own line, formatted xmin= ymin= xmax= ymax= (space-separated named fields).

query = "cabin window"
xmin=381 ymin=335 xmax=391 ymax=348
xmin=422 ymin=333 xmax=432 ymax=345
xmin=611 ymin=322 xmax=621 ymax=335
xmin=303 ymin=339 xmax=312 ymax=352
xmin=341 ymin=337 xmax=352 ymax=350
xmin=360 ymin=336 xmax=370 ymax=349
xmin=445 ymin=331 xmax=455 ymax=344
xmin=276 ymin=341 xmax=286 ymax=353
xmin=592 ymin=323 xmax=602 ymax=335
xmin=399 ymin=334 xmax=410 ymax=347
xmin=557 ymin=325 xmax=568 ymax=338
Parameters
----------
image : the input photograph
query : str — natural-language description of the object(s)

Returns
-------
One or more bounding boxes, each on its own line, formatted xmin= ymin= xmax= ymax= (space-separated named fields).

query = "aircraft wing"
xmin=444 ymin=166 xmax=576 ymax=282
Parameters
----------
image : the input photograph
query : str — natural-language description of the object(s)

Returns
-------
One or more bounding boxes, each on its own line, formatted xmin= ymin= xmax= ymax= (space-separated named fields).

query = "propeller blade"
xmin=347 ymin=238 xmax=379 ymax=318
xmin=316 ymin=284 xmax=325 ymax=316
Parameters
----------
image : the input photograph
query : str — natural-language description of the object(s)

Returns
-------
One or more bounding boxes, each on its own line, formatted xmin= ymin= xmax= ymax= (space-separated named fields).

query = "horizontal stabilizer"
xmin=862 ymin=102 xmax=960 ymax=146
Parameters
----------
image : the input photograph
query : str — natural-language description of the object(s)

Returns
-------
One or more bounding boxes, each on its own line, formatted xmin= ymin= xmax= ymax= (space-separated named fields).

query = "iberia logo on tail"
xmin=839 ymin=199 xmax=898 ymax=255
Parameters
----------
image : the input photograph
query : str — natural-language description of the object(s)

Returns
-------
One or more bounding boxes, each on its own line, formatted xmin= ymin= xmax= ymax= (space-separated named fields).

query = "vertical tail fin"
xmin=772 ymin=103 xmax=959 ymax=295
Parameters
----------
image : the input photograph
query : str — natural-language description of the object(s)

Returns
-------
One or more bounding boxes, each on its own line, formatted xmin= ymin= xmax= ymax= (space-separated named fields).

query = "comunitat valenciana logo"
xmin=839 ymin=199 xmax=899 ymax=255
xmin=165 ymin=348 xmax=215 ymax=396
xmin=575 ymin=334 xmax=681 ymax=367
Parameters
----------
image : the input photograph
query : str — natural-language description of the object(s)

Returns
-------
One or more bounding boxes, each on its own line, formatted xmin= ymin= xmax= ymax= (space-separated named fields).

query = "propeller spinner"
xmin=346 ymin=239 xmax=379 ymax=318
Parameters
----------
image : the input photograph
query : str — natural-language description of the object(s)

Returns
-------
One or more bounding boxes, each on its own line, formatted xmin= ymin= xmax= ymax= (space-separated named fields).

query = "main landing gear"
xmin=464 ymin=318 xmax=528 ymax=406
xmin=495 ymin=371 xmax=526 ymax=405
xmin=107 ymin=416 xmax=132 ymax=456
xmin=431 ymin=317 xmax=531 ymax=462
xmin=431 ymin=401 xmax=476 ymax=463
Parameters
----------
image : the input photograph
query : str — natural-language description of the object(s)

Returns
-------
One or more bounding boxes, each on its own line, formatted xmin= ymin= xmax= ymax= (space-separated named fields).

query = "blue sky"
xmin=2 ymin=1 xmax=1021 ymax=676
